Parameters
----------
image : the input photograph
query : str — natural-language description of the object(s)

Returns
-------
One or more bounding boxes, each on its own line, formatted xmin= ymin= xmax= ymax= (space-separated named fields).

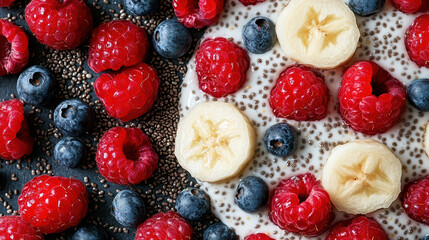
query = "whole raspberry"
xmin=0 ymin=0 xmax=14 ymax=7
xmin=96 ymin=127 xmax=158 ymax=185
xmin=269 ymin=173 xmax=332 ymax=236
xmin=405 ymin=14 xmax=429 ymax=68
xmin=245 ymin=233 xmax=275 ymax=240
xmin=25 ymin=0 xmax=93 ymax=50
xmin=338 ymin=61 xmax=406 ymax=135
xmin=269 ymin=65 xmax=330 ymax=121
xmin=18 ymin=175 xmax=89 ymax=234
xmin=94 ymin=63 xmax=159 ymax=122
xmin=135 ymin=212 xmax=193 ymax=240
xmin=0 ymin=99 xmax=33 ymax=160
xmin=238 ymin=0 xmax=265 ymax=6
xmin=195 ymin=37 xmax=250 ymax=98
xmin=0 ymin=20 xmax=29 ymax=76
xmin=392 ymin=0 xmax=426 ymax=13
xmin=401 ymin=175 xmax=429 ymax=224
xmin=173 ymin=0 xmax=224 ymax=29
xmin=325 ymin=216 xmax=388 ymax=240
xmin=88 ymin=20 xmax=149 ymax=73
xmin=0 ymin=216 xmax=43 ymax=240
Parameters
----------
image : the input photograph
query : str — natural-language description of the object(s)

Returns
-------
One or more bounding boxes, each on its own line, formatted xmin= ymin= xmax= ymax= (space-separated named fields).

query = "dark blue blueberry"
xmin=72 ymin=225 xmax=109 ymax=240
xmin=17 ymin=65 xmax=56 ymax=107
xmin=235 ymin=176 xmax=269 ymax=213
xmin=111 ymin=190 xmax=146 ymax=228
xmin=263 ymin=123 xmax=298 ymax=157
xmin=407 ymin=79 xmax=429 ymax=112
xmin=153 ymin=19 xmax=192 ymax=59
xmin=242 ymin=16 xmax=277 ymax=54
xmin=203 ymin=222 xmax=237 ymax=240
xmin=176 ymin=187 xmax=210 ymax=221
xmin=348 ymin=0 xmax=385 ymax=17
xmin=423 ymin=234 xmax=429 ymax=240
xmin=54 ymin=99 xmax=95 ymax=137
xmin=54 ymin=137 xmax=85 ymax=168
xmin=125 ymin=0 xmax=159 ymax=15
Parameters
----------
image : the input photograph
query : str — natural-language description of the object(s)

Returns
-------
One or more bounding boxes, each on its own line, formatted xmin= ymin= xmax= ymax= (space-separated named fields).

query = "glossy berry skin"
xmin=269 ymin=173 xmax=332 ymax=236
xmin=125 ymin=0 xmax=160 ymax=15
xmin=235 ymin=176 xmax=269 ymax=213
xmin=264 ymin=123 xmax=298 ymax=157
xmin=18 ymin=175 xmax=89 ymax=234
xmin=244 ymin=233 xmax=275 ymax=240
xmin=405 ymin=14 xmax=429 ymax=68
xmin=96 ymin=127 xmax=158 ymax=185
xmin=203 ymin=222 xmax=237 ymax=240
xmin=176 ymin=187 xmax=210 ymax=221
xmin=424 ymin=234 xmax=429 ymax=240
xmin=0 ymin=0 xmax=14 ymax=7
xmin=72 ymin=225 xmax=109 ymax=240
xmin=325 ymin=216 xmax=388 ymax=240
xmin=338 ymin=61 xmax=406 ymax=135
xmin=111 ymin=190 xmax=146 ymax=227
xmin=94 ymin=63 xmax=159 ymax=122
xmin=17 ymin=65 xmax=56 ymax=107
xmin=269 ymin=65 xmax=330 ymax=121
xmin=407 ymin=79 xmax=429 ymax=111
xmin=54 ymin=99 xmax=95 ymax=137
xmin=348 ymin=0 xmax=385 ymax=16
xmin=401 ymin=175 xmax=429 ymax=224
xmin=54 ymin=137 xmax=85 ymax=168
xmin=25 ymin=0 xmax=93 ymax=50
xmin=135 ymin=211 xmax=193 ymax=240
xmin=0 ymin=99 xmax=33 ymax=160
xmin=0 ymin=20 xmax=29 ymax=76
xmin=173 ymin=0 xmax=224 ymax=29
xmin=153 ymin=19 xmax=192 ymax=59
xmin=243 ymin=16 xmax=276 ymax=54
xmin=392 ymin=0 xmax=426 ymax=13
xmin=0 ymin=216 xmax=44 ymax=240
xmin=195 ymin=37 xmax=250 ymax=98
xmin=88 ymin=20 xmax=149 ymax=73
xmin=238 ymin=0 xmax=265 ymax=6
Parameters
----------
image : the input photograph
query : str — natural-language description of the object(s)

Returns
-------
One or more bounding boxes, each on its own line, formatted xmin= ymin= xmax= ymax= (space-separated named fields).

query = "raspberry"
xmin=18 ymin=175 xmax=89 ymax=234
xmin=0 ymin=20 xmax=29 ymax=76
xmin=25 ymin=0 xmax=93 ymax=50
xmin=269 ymin=173 xmax=332 ymax=236
xmin=0 ymin=0 xmax=14 ymax=7
xmin=401 ymin=175 xmax=429 ymax=224
xmin=173 ymin=0 xmax=224 ymax=29
xmin=0 ymin=216 xmax=43 ymax=240
xmin=325 ymin=216 xmax=388 ymax=240
xmin=338 ymin=61 xmax=406 ymax=135
xmin=269 ymin=65 xmax=330 ymax=121
xmin=195 ymin=37 xmax=250 ymax=98
xmin=96 ymin=127 xmax=158 ymax=185
xmin=0 ymin=99 xmax=33 ymax=160
xmin=238 ymin=0 xmax=265 ymax=6
xmin=94 ymin=63 xmax=159 ymax=122
xmin=245 ymin=233 xmax=275 ymax=240
xmin=88 ymin=20 xmax=149 ymax=73
xmin=135 ymin=212 xmax=193 ymax=240
xmin=405 ymin=14 xmax=429 ymax=68
xmin=392 ymin=0 xmax=425 ymax=13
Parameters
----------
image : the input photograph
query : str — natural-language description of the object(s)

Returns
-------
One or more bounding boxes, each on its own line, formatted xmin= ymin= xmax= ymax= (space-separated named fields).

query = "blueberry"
xmin=176 ymin=187 xmax=210 ymax=221
xmin=348 ymin=0 xmax=385 ymax=17
xmin=263 ymin=123 xmax=298 ymax=157
xmin=203 ymin=222 xmax=237 ymax=240
xmin=125 ymin=0 xmax=159 ymax=15
xmin=242 ymin=16 xmax=277 ymax=54
xmin=54 ymin=137 xmax=85 ymax=168
xmin=72 ymin=225 xmax=109 ymax=240
xmin=407 ymin=79 xmax=429 ymax=112
xmin=153 ymin=19 xmax=192 ymax=59
xmin=235 ymin=176 xmax=269 ymax=213
xmin=423 ymin=234 xmax=429 ymax=240
xmin=54 ymin=99 xmax=95 ymax=137
xmin=17 ymin=65 xmax=56 ymax=107
xmin=111 ymin=190 xmax=146 ymax=228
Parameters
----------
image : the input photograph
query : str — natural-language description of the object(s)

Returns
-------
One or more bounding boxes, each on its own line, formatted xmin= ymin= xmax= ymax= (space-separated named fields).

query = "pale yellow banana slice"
xmin=321 ymin=139 xmax=402 ymax=214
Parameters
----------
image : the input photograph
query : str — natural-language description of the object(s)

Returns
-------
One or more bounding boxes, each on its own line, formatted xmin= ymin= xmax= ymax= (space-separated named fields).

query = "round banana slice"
xmin=321 ymin=139 xmax=402 ymax=214
xmin=276 ymin=0 xmax=360 ymax=69
xmin=175 ymin=101 xmax=256 ymax=182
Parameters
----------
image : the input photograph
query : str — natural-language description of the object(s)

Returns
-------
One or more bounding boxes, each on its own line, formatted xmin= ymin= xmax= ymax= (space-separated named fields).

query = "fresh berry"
xmin=263 ymin=123 xmax=298 ymax=157
xmin=153 ymin=19 xmax=192 ymax=59
xmin=72 ymin=225 xmax=109 ymax=240
xmin=243 ymin=16 xmax=276 ymax=54
xmin=401 ymin=175 xmax=429 ymax=224
xmin=203 ymin=222 xmax=237 ymax=240
xmin=235 ymin=176 xmax=269 ymax=213
xmin=54 ymin=99 xmax=95 ymax=137
xmin=111 ymin=190 xmax=146 ymax=227
xmin=173 ymin=0 xmax=224 ymax=29
xmin=96 ymin=127 xmax=158 ymax=185
xmin=238 ymin=0 xmax=265 ymax=6
xmin=54 ymin=137 xmax=85 ymax=168
xmin=25 ymin=0 xmax=93 ymax=50
xmin=18 ymin=175 xmax=89 ymax=234
xmin=0 ymin=0 xmax=14 ymax=7
xmin=325 ymin=216 xmax=388 ymax=240
xmin=88 ymin=20 xmax=149 ymax=73
xmin=338 ymin=61 xmax=406 ymax=135
xmin=0 ymin=20 xmax=29 ymax=76
xmin=424 ymin=234 xmax=429 ymax=240
xmin=195 ymin=37 xmax=250 ymax=98
xmin=244 ymin=233 xmax=275 ymax=240
xmin=392 ymin=0 xmax=425 ymax=13
xmin=405 ymin=14 xmax=429 ymax=68
xmin=0 ymin=216 xmax=43 ymax=240
xmin=125 ymin=0 xmax=159 ymax=15
xmin=0 ymin=99 xmax=33 ymax=160
xmin=349 ymin=0 xmax=385 ymax=16
xmin=269 ymin=173 xmax=332 ymax=236
xmin=176 ymin=187 xmax=211 ymax=221
xmin=94 ymin=63 xmax=159 ymax=122
xmin=17 ymin=65 xmax=56 ymax=107
xmin=269 ymin=65 xmax=330 ymax=121
xmin=135 ymin=211 xmax=193 ymax=240
xmin=407 ymin=79 xmax=429 ymax=111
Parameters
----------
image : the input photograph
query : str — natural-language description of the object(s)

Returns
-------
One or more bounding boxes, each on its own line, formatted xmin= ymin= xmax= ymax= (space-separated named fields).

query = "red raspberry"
xmin=269 ymin=173 xmax=332 ymax=236
xmin=392 ymin=0 xmax=426 ymax=13
xmin=238 ymin=0 xmax=265 ymax=6
xmin=0 ymin=216 xmax=43 ymax=240
xmin=0 ymin=20 xmax=29 ymax=76
xmin=0 ymin=99 xmax=33 ymax=160
xmin=338 ymin=61 xmax=406 ymax=135
xmin=173 ymin=0 xmax=224 ymax=29
xmin=405 ymin=14 xmax=429 ymax=68
xmin=0 ymin=0 xmax=14 ymax=7
xmin=269 ymin=65 xmax=330 ymax=121
xmin=401 ymin=175 xmax=429 ymax=224
xmin=96 ymin=127 xmax=158 ymax=185
xmin=135 ymin=211 xmax=193 ymax=240
xmin=88 ymin=20 xmax=149 ymax=73
xmin=18 ymin=175 xmax=89 ymax=234
xmin=25 ymin=0 xmax=93 ymax=50
xmin=245 ymin=233 xmax=275 ymax=240
xmin=195 ymin=37 xmax=250 ymax=98
xmin=325 ymin=216 xmax=388 ymax=240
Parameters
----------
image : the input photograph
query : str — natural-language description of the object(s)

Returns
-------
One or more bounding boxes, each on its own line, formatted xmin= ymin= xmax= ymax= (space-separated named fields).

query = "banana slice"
xmin=276 ymin=0 xmax=360 ymax=69
xmin=175 ymin=101 xmax=256 ymax=182
xmin=321 ymin=139 xmax=402 ymax=214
